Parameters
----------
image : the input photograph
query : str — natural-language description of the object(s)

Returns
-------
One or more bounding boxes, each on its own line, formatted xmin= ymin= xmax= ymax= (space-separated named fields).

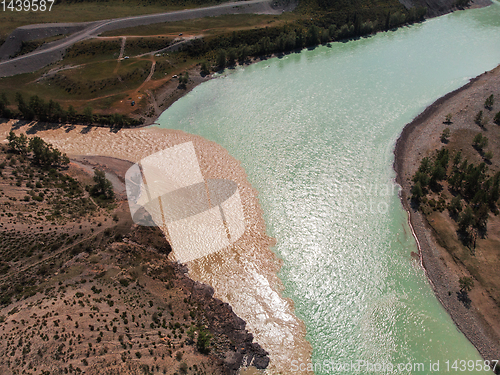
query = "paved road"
xmin=0 ymin=23 xmax=90 ymax=63
xmin=0 ymin=0 xmax=294 ymax=77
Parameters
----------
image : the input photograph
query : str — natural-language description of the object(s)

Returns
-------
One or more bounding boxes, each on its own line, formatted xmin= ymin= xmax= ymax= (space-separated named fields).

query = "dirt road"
xmin=0 ymin=0 xmax=295 ymax=77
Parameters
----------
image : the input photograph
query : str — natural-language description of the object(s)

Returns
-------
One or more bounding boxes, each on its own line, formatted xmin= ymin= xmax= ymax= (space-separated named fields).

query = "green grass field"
xmin=45 ymin=58 xmax=152 ymax=98
xmin=101 ymin=13 xmax=301 ymax=37
xmin=123 ymin=36 xmax=172 ymax=57
xmin=64 ymin=39 xmax=122 ymax=64
xmin=0 ymin=53 xmax=151 ymax=110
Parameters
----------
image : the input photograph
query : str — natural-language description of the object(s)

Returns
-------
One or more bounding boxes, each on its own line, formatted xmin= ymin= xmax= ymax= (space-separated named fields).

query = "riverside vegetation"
xmin=0 ymin=92 xmax=141 ymax=128
xmin=0 ymin=0 xmax=428 ymax=125
xmin=0 ymin=132 xmax=269 ymax=374
xmin=410 ymin=93 xmax=500 ymax=319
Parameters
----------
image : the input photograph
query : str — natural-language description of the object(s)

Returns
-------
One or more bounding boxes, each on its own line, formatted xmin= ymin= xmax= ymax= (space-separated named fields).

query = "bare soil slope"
xmin=0 ymin=146 xmax=269 ymax=374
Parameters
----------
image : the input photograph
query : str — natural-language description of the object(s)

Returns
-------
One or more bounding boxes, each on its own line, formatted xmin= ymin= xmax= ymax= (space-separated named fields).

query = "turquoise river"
xmin=156 ymin=3 xmax=500 ymax=374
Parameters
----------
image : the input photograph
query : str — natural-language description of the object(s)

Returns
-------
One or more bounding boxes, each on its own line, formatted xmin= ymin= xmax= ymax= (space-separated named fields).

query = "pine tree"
xmin=458 ymin=206 xmax=474 ymax=232
xmin=216 ymin=50 xmax=226 ymax=70
xmin=91 ymin=169 xmax=114 ymax=200
xmin=459 ymin=277 xmax=474 ymax=293
xmin=448 ymin=195 xmax=462 ymax=216
xmin=484 ymin=94 xmax=494 ymax=110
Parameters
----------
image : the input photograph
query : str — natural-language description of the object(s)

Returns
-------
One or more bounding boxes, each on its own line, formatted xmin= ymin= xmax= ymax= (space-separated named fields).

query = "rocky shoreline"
xmin=69 ymin=154 xmax=271 ymax=373
xmin=174 ymin=263 xmax=270 ymax=372
xmin=393 ymin=66 xmax=500 ymax=366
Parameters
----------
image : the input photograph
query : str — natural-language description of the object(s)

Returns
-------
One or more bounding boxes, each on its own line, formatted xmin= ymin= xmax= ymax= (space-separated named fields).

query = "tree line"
xmin=0 ymin=92 xmax=142 ymax=127
xmin=183 ymin=6 xmax=426 ymax=70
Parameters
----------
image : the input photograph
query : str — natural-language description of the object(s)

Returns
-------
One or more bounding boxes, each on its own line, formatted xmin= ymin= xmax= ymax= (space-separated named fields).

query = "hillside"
xmin=0 ymin=141 xmax=269 ymax=375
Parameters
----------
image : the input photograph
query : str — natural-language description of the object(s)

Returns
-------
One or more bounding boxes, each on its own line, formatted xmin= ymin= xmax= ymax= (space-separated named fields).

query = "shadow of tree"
xmin=80 ymin=126 xmax=93 ymax=134
xmin=410 ymin=197 xmax=420 ymax=212
xmin=23 ymin=122 xmax=64 ymax=134
xmin=9 ymin=119 xmax=27 ymax=130
xmin=457 ymin=290 xmax=471 ymax=309
xmin=64 ymin=125 xmax=76 ymax=133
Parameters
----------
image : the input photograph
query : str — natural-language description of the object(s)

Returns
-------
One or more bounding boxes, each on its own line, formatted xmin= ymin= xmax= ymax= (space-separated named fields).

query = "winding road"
xmin=0 ymin=0 xmax=294 ymax=77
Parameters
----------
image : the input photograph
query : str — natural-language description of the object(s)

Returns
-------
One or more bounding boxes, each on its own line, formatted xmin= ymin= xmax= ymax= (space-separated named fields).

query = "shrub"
xmin=494 ymin=111 xmax=500 ymax=125
xmin=472 ymin=133 xmax=488 ymax=151
xmin=485 ymin=94 xmax=494 ymax=110
xmin=440 ymin=128 xmax=450 ymax=143
xmin=474 ymin=110 xmax=488 ymax=127
xmin=196 ymin=329 xmax=212 ymax=354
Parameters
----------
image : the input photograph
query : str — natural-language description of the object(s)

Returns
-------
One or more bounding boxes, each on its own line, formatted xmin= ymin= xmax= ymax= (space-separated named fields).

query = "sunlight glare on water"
xmin=157 ymin=4 xmax=500 ymax=373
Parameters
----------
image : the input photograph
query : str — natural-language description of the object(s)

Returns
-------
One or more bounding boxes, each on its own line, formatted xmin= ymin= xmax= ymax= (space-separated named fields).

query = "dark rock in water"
xmin=224 ymin=351 xmax=244 ymax=373
xmin=251 ymin=343 xmax=271 ymax=369
xmin=192 ymin=281 xmax=215 ymax=300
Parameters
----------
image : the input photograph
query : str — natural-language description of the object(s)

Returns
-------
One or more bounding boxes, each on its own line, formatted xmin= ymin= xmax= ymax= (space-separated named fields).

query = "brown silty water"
xmin=1 ymin=122 xmax=311 ymax=373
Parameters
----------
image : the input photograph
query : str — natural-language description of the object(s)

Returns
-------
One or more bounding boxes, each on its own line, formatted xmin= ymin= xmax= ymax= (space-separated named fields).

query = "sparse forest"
xmin=411 ymin=94 xmax=500 ymax=250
